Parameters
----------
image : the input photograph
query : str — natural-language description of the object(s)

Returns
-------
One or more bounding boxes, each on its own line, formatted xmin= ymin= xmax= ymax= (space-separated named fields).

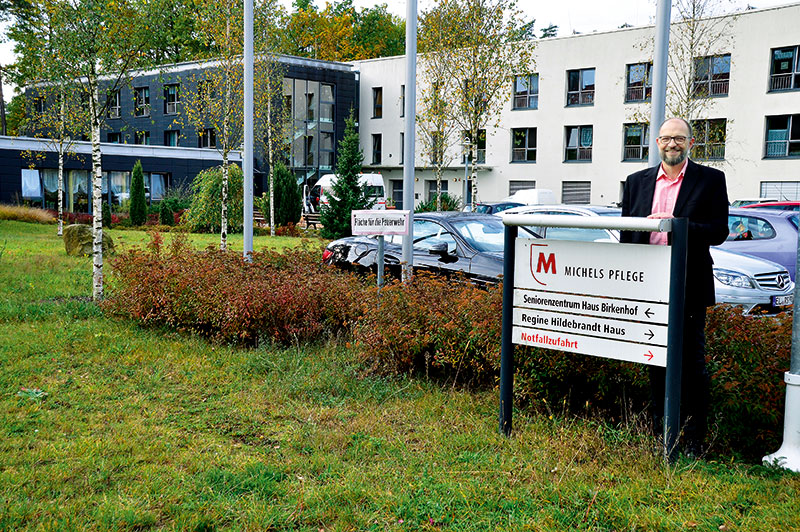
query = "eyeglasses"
xmin=657 ymin=135 xmax=688 ymax=145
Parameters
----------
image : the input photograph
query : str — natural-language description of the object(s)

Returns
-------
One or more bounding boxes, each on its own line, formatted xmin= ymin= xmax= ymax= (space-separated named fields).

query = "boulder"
xmin=63 ymin=224 xmax=115 ymax=256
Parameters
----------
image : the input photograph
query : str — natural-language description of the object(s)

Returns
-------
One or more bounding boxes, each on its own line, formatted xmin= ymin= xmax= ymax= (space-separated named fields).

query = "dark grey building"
xmin=5 ymin=54 xmax=358 ymax=213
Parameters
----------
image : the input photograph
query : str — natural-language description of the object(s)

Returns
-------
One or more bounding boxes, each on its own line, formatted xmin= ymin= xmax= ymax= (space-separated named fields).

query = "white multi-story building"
xmin=353 ymin=3 xmax=800 ymax=209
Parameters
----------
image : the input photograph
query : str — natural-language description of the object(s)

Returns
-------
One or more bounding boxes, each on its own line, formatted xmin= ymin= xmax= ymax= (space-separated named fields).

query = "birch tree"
xmin=179 ymin=0 xmax=247 ymax=250
xmin=11 ymin=0 xmax=152 ymax=300
xmin=253 ymin=0 xmax=290 ymax=236
xmin=419 ymin=0 xmax=533 ymax=203
xmin=417 ymin=12 xmax=458 ymax=212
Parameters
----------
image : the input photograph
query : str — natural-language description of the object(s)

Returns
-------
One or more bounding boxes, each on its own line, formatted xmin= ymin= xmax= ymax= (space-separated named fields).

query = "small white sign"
xmin=351 ymin=210 xmax=410 ymax=236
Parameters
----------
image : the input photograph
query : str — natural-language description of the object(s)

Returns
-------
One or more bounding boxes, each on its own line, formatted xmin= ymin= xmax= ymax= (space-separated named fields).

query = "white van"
xmin=307 ymin=173 xmax=387 ymax=212
xmin=503 ymin=188 xmax=556 ymax=205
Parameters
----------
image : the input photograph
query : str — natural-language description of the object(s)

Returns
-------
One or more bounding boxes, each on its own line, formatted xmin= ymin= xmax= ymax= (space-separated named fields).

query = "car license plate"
xmin=773 ymin=295 xmax=794 ymax=307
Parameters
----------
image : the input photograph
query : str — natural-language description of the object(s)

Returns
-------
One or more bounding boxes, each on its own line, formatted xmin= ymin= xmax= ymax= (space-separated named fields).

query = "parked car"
xmin=498 ymin=204 xmax=795 ymax=314
xmin=730 ymin=198 xmax=777 ymax=207
xmin=719 ymin=207 xmax=799 ymax=280
xmin=472 ymin=201 xmax=524 ymax=215
xmin=323 ymin=212 xmax=538 ymax=285
xmin=741 ymin=201 xmax=800 ymax=211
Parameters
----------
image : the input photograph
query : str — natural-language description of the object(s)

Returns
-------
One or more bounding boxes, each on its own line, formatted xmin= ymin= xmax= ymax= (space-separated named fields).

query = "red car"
xmin=742 ymin=201 xmax=800 ymax=211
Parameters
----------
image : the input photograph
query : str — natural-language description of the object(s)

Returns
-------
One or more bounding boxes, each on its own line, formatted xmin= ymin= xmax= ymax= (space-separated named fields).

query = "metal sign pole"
xmin=377 ymin=235 xmax=385 ymax=288
xmin=664 ymin=217 xmax=688 ymax=461
xmin=499 ymin=224 xmax=518 ymax=436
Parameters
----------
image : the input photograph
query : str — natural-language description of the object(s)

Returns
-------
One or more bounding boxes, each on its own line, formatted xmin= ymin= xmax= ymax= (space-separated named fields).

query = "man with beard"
xmin=620 ymin=117 xmax=729 ymax=457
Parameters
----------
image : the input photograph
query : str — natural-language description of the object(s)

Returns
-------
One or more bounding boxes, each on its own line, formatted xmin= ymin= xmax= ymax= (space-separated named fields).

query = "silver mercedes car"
xmin=499 ymin=204 xmax=794 ymax=314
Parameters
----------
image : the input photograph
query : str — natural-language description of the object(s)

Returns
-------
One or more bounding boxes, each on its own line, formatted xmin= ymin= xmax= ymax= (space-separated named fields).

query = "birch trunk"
xmin=268 ymin=99 xmax=275 ymax=236
xmin=221 ymin=151 xmax=229 ymax=251
xmin=57 ymin=86 xmax=65 ymax=237
xmin=57 ymin=150 xmax=64 ymax=236
xmin=470 ymin=140 xmax=478 ymax=205
xmin=436 ymin=166 xmax=442 ymax=211
xmin=88 ymin=68 xmax=103 ymax=300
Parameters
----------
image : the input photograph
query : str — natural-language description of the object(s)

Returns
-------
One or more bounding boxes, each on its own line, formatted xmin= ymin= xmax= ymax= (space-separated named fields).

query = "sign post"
xmin=500 ymin=214 xmax=685 ymax=461
xmin=351 ymin=210 xmax=410 ymax=287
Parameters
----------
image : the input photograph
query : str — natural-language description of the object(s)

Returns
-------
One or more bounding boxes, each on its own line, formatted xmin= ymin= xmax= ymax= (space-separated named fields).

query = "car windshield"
xmin=450 ymin=219 xmax=506 ymax=252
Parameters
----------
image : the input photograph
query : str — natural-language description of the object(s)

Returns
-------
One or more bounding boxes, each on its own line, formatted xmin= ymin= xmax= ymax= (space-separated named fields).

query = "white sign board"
xmin=351 ymin=210 xmax=410 ymax=236
xmin=512 ymin=239 xmax=671 ymax=367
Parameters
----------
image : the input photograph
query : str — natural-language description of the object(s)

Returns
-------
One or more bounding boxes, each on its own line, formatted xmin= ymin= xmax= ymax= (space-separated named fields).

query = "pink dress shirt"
xmin=649 ymin=159 xmax=688 ymax=245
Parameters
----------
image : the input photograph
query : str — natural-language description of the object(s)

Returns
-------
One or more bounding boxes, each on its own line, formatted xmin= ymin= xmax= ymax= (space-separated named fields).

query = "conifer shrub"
xmin=159 ymin=201 xmax=174 ymax=225
xmin=102 ymin=202 xmax=112 ymax=228
xmin=129 ymin=160 xmax=147 ymax=226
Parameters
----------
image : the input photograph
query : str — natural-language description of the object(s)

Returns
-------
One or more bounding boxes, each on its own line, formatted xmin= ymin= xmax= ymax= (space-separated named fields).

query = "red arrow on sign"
xmin=644 ymin=351 xmax=654 ymax=361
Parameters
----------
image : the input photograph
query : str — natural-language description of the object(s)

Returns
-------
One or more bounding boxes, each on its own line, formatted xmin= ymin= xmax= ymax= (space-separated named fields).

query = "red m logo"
xmin=530 ymin=246 xmax=556 ymax=286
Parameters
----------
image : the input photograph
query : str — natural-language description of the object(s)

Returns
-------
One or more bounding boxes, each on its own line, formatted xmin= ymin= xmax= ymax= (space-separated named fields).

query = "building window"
xmin=562 ymin=181 xmax=591 ymax=204
xmin=765 ymin=114 xmax=800 ymax=158
xmin=761 ymin=181 xmax=800 ymax=201
xmin=462 ymin=129 xmax=486 ymax=164
xmin=693 ymin=54 xmax=730 ymax=97
xmin=372 ymin=133 xmax=382 ymax=164
xmin=107 ymin=132 xmax=122 ymax=143
xmin=400 ymin=132 xmax=404 ymax=165
xmin=320 ymin=83 xmax=334 ymax=123
xmin=164 ymin=130 xmax=179 ymax=146
xmin=107 ymin=90 xmax=121 ymax=118
xmin=623 ymin=123 xmax=649 ymax=161
xmin=691 ymin=118 xmax=726 ymax=160
xmin=305 ymin=134 xmax=316 ymax=166
xmin=769 ymin=46 xmax=800 ymax=92
xmin=426 ymin=179 xmax=449 ymax=202
xmin=567 ymin=68 xmax=595 ymax=106
xmin=511 ymin=128 xmax=537 ymax=162
xmin=372 ymin=87 xmax=383 ymax=118
xmin=513 ymin=74 xmax=539 ymax=109
xmin=33 ymin=96 xmax=45 ymax=114
xmin=134 ymin=131 xmax=150 ymax=145
xmin=565 ymin=125 xmax=593 ymax=161
xmin=320 ymin=129 xmax=334 ymax=170
xmin=625 ymin=63 xmax=651 ymax=102
xmin=509 ymin=180 xmax=535 ymax=195
xmin=134 ymin=87 xmax=150 ymax=117
xmin=199 ymin=128 xmax=216 ymax=148
xmin=400 ymin=85 xmax=405 ymax=117
xmin=164 ymin=84 xmax=179 ymax=114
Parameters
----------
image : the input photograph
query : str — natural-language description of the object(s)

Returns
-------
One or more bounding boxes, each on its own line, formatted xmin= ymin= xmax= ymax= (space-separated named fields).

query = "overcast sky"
xmin=1 ymin=0 xmax=797 ymax=103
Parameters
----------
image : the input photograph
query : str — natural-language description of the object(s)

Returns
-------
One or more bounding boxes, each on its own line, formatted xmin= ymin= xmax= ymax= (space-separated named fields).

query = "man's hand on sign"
xmin=647 ymin=212 xmax=674 ymax=219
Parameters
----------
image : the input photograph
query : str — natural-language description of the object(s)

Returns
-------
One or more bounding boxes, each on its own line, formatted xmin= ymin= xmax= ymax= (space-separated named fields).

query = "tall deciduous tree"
xmin=10 ymin=0 xmax=154 ymax=300
xmin=419 ymin=0 xmax=533 ymax=203
xmin=320 ymin=110 xmax=369 ymax=240
xmin=179 ymin=0 xmax=246 ymax=250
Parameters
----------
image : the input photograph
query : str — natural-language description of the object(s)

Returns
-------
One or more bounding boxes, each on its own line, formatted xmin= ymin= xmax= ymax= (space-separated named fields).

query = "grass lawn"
xmin=1 ymin=220 xmax=799 ymax=531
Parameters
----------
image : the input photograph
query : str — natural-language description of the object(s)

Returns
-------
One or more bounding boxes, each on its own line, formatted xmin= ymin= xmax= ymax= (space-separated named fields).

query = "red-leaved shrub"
xmin=103 ymin=233 xmax=364 ymax=345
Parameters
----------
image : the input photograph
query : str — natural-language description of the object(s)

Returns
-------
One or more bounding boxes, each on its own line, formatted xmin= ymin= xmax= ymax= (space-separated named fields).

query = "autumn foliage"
xmin=105 ymin=239 xmax=792 ymax=457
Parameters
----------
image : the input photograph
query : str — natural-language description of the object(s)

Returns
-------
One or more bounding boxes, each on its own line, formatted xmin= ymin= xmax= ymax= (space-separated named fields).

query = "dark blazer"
xmin=620 ymin=159 xmax=729 ymax=310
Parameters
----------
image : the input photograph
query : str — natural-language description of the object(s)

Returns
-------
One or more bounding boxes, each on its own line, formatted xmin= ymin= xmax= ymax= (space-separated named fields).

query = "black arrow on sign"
xmin=644 ymin=329 xmax=655 ymax=341
xmin=645 ymin=308 xmax=654 ymax=319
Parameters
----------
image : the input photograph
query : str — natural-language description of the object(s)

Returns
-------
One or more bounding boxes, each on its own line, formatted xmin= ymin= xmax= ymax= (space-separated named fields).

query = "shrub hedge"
xmin=105 ymin=241 xmax=792 ymax=458
xmin=104 ymin=233 xmax=363 ymax=345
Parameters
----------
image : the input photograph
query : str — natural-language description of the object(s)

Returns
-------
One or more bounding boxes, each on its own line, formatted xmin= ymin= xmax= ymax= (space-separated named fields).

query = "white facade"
xmin=353 ymin=3 xmax=800 ymax=208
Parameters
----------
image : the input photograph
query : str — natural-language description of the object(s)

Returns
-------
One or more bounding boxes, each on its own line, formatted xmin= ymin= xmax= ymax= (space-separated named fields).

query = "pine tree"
xmin=130 ymin=160 xmax=147 ymax=226
xmin=320 ymin=110 xmax=369 ymax=240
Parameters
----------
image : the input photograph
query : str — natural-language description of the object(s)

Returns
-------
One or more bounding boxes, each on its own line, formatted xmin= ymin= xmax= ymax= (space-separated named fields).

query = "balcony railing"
xmin=513 ymin=94 xmax=538 ymax=109
xmin=770 ymin=74 xmax=794 ymax=91
xmin=693 ymin=79 xmax=729 ymax=97
xmin=108 ymin=106 xmax=120 ymax=119
xmin=567 ymin=90 xmax=594 ymax=106
xmin=566 ymin=147 xmax=593 ymax=161
xmin=766 ymin=140 xmax=788 ymax=158
xmin=623 ymin=146 xmax=648 ymax=160
xmin=462 ymin=149 xmax=486 ymax=165
xmin=693 ymin=143 xmax=726 ymax=160
xmin=625 ymin=86 xmax=651 ymax=102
